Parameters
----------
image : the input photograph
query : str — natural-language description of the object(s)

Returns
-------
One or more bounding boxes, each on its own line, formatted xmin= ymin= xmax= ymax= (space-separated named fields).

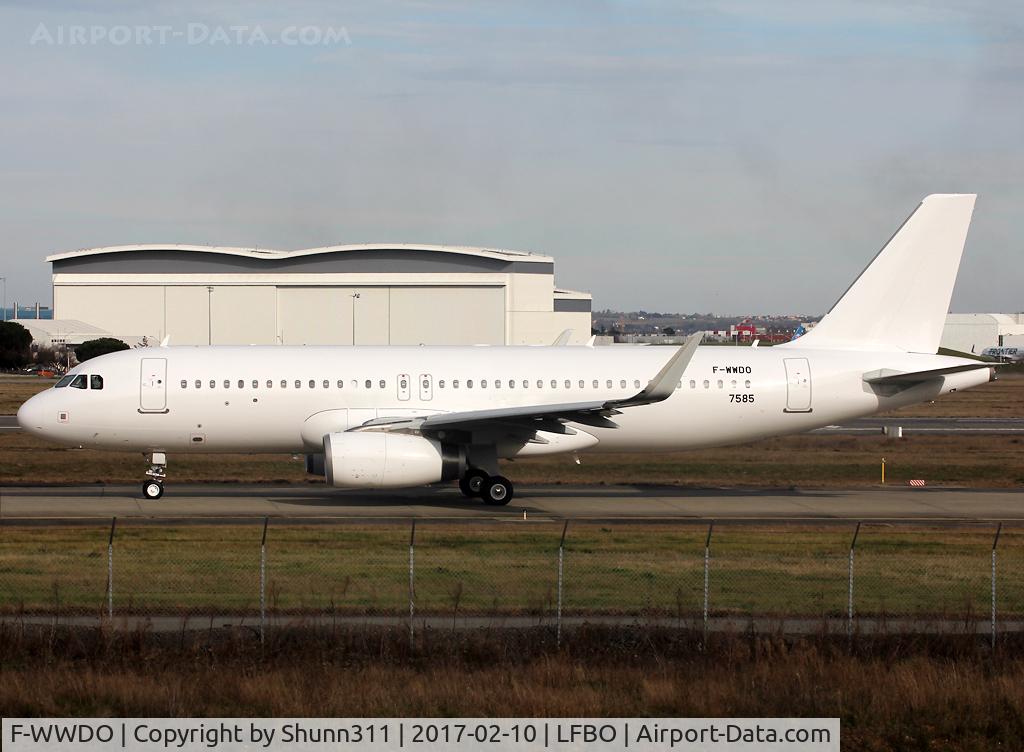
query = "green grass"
xmin=2 ymin=523 xmax=1021 ymax=619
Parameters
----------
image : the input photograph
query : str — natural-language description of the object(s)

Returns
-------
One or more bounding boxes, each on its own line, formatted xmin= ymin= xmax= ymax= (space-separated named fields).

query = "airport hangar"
xmin=46 ymin=244 xmax=592 ymax=347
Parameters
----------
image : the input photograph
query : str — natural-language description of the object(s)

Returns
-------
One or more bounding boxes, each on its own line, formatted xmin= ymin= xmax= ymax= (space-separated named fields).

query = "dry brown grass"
xmin=2 ymin=625 xmax=1023 ymax=750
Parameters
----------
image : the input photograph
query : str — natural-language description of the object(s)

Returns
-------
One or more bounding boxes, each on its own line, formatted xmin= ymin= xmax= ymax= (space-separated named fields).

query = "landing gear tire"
xmin=142 ymin=480 xmax=164 ymax=500
xmin=459 ymin=468 xmax=489 ymax=498
xmin=482 ymin=475 xmax=514 ymax=506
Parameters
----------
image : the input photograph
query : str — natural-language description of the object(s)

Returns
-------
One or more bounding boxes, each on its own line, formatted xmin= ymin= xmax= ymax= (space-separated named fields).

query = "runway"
xmin=1 ymin=483 xmax=1021 ymax=522
xmin=810 ymin=416 xmax=1024 ymax=435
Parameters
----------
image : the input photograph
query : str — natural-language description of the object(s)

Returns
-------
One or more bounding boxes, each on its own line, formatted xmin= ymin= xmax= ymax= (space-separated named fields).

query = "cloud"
xmin=0 ymin=0 xmax=1021 ymax=313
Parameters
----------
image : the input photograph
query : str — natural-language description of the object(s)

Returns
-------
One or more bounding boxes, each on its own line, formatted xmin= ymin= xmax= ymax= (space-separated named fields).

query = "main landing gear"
xmin=459 ymin=467 xmax=514 ymax=506
xmin=142 ymin=452 xmax=167 ymax=500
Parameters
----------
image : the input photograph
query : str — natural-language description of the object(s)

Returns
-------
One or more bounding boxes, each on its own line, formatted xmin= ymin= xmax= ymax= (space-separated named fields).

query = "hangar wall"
xmin=49 ymin=245 xmax=591 ymax=346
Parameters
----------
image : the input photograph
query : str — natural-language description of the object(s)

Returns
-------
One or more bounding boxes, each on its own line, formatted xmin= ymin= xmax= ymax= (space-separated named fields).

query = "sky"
xmin=0 ymin=0 xmax=1021 ymax=315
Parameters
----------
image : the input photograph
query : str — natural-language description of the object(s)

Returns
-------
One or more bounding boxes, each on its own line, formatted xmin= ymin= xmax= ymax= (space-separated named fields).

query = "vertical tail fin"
xmin=792 ymin=194 xmax=976 ymax=353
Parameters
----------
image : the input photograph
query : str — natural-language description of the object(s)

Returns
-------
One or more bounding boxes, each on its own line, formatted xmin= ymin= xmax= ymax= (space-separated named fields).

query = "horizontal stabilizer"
xmin=863 ymin=363 xmax=991 ymax=385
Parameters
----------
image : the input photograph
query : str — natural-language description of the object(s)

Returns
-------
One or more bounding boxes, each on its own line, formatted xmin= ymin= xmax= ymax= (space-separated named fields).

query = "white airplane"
xmin=18 ymin=194 xmax=993 ymax=504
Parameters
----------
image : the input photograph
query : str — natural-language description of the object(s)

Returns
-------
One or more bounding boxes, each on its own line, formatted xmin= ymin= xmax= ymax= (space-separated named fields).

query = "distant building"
xmin=940 ymin=313 xmax=1024 ymax=355
xmin=47 ymin=244 xmax=592 ymax=346
xmin=10 ymin=318 xmax=146 ymax=348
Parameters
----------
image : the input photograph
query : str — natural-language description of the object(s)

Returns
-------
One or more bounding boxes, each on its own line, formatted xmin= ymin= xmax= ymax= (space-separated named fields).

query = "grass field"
xmin=2 ymin=523 xmax=1021 ymax=618
xmin=3 ymin=625 xmax=1024 ymax=751
xmin=2 ymin=374 xmax=1022 ymax=487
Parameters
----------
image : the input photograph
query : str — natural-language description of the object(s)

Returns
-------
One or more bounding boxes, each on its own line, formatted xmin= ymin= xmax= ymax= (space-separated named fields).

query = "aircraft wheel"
xmin=482 ymin=475 xmax=514 ymax=506
xmin=142 ymin=480 xmax=164 ymax=500
xmin=460 ymin=468 xmax=489 ymax=498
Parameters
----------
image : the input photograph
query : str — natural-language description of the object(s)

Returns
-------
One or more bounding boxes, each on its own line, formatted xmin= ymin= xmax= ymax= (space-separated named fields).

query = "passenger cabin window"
xmin=70 ymin=375 xmax=87 ymax=389
xmin=592 ymin=380 xmax=598 ymax=388
xmin=453 ymin=380 xmax=460 ymax=389
xmin=295 ymin=380 xmax=301 ymax=389
xmin=564 ymin=379 xmax=571 ymax=389
xmin=238 ymin=379 xmax=244 ymax=389
xmin=634 ymin=379 xmax=641 ymax=389
xmin=365 ymin=379 xmax=372 ymax=389
xmin=620 ymin=379 xmax=626 ymax=389
xmin=224 ymin=380 xmax=230 ymax=389
xmin=537 ymin=380 xmax=543 ymax=389
xmin=703 ymin=380 xmax=710 ymax=389
xmin=253 ymin=380 xmax=259 ymax=389
xmin=550 ymin=379 xmax=557 ymax=388
xmin=90 ymin=375 xmax=104 ymax=390
xmin=717 ymin=380 xmax=723 ymax=389
xmin=337 ymin=380 xmax=344 ymax=388
xmin=281 ymin=380 xmax=287 ymax=389
xmin=745 ymin=380 xmax=751 ymax=389
xmin=379 ymin=379 xmax=385 ymax=389
xmin=180 ymin=380 xmax=187 ymax=389
xmin=55 ymin=375 xmax=75 ymax=388
xmin=439 ymin=380 xmax=445 ymax=388
xmin=690 ymin=380 xmax=696 ymax=389
xmin=309 ymin=380 xmax=316 ymax=389
xmin=494 ymin=380 xmax=501 ymax=389
xmin=523 ymin=380 xmax=529 ymax=388
xmin=481 ymin=379 xmax=488 ymax=388
xmin=267 ymin=380 xmax=273 ymax=388
xmin=210 ymin=380 xmax=216 ymax=389
xmin=606 ymin=379 xmax=612 ymax=389
xmin=195 ymin=380 xmax=202 ymax=389
xmin=322 ymin=379 xmax=329 ymax=389
xmin=467 ymin=380 xmax=473 ymax=388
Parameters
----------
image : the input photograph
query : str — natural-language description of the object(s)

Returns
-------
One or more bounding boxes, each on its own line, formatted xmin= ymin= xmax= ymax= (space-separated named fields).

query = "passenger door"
xmin=139 ymin=358 xmax=168 ymax=412
xmin=783 ymin=358 xmax=812 ymax=412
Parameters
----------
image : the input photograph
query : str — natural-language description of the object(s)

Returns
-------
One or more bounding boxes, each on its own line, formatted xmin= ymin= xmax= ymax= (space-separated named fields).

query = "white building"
xmin=48 ymin=244 xmax=592 ymax=347
xmin=940 ymin=313 xmax=1024 ymax=355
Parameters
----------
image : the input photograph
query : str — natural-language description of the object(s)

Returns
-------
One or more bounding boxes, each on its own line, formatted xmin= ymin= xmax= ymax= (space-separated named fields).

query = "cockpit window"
xmin=90 ymin=375 xmax=104 ymax=390
xmin=69 ymin=375 xmax=87 ymax=389
xmin=55 ymin=375 xmax=74 ymax=388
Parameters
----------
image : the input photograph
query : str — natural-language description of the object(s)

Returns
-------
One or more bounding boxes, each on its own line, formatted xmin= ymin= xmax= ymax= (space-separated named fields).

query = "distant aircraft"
xmin=19 ymin=195 xmax=992 ymax=504
xmin=981 ymin=346 xmax=1024 ymax=363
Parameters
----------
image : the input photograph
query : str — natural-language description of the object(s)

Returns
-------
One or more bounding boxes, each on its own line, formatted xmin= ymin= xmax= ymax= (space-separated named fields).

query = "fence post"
xmin=703 ymin=522 xmax=713 ymax=646
xmin=992 ymin=522 xmax=1002 ymax=649
xmin=848 ymin=522 xmax=861 ymax=642
xmin=259 ymin=516 xmax=269 ymax=643
xmin=409 ymin=520 xmax=416 ymax=649
xmin=106 ymin=517 xmax=116 ymax=620
xmin=557 ymin=521 xmax=568 ymax=647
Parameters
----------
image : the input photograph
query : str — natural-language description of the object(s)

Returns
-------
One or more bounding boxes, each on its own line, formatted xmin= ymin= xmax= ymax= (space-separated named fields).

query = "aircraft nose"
xmin=17 ymin=393 xmax=47 ymax=435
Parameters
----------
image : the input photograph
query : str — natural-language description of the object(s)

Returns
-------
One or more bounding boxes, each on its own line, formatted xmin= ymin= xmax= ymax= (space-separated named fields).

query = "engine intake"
xmin=324 ymin=432 xmax=464 ymax=489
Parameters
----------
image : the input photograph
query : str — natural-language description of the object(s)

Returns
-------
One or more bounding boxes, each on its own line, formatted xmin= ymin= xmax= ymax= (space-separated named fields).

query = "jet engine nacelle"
xmin=323 ymin=432 xmax=464 ymax=489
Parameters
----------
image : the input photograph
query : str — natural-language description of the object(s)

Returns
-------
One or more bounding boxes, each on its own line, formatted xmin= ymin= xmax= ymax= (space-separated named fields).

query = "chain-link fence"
xmin=1 ymin=519 xmax=1020 ymax=643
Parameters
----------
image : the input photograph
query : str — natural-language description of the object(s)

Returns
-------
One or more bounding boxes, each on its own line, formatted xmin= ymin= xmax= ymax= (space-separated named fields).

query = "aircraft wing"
xmin=354 ymin=333 xmax=701 ymax=437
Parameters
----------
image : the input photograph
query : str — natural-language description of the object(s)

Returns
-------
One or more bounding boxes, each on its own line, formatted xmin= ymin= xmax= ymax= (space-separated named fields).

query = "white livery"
xmin=18 ymin=195 xmax=994 ymax=504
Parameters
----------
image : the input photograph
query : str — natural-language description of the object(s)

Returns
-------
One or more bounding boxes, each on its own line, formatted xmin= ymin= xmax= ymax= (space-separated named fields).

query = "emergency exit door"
xmin=418 ymin=374 xmax=433 ymax=401
xmin=139 ymin=358 xmax=168 ymax=412
xmin=783 ymin=358 xmax=812 ymax=412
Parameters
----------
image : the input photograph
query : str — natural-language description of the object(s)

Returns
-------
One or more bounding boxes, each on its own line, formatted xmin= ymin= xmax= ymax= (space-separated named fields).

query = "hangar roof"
xmin=47 ymin=243 xmax=552 ymax=264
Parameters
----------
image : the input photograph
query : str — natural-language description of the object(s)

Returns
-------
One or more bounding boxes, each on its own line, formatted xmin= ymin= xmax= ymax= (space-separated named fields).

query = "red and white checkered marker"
xmin=909 ymin=479 xmax=926 ymax=487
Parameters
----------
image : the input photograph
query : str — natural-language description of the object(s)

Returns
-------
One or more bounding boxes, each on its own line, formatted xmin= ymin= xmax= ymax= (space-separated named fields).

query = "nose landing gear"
xmin=142 ymin=452 xmax=167 ymax=500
